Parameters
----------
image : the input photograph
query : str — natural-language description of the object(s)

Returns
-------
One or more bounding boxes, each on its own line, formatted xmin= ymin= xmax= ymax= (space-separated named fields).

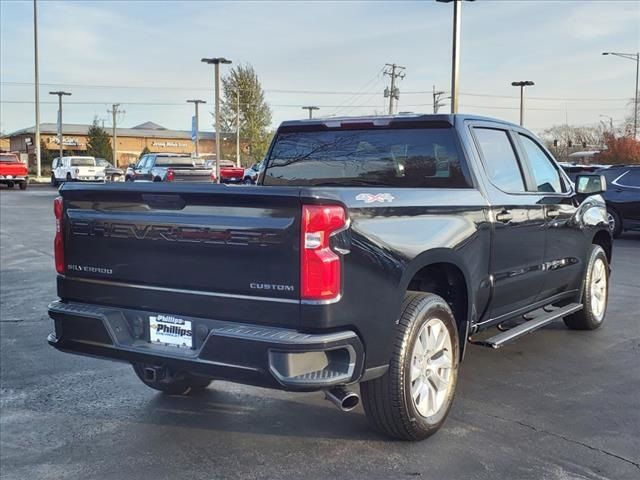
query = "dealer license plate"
xmin=149 ymin=314 xmax=193 ymax=348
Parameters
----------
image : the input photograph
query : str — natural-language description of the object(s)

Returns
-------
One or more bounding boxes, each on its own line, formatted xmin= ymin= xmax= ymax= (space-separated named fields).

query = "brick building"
xmin=5 ymin=121 xmax=236 ymax=168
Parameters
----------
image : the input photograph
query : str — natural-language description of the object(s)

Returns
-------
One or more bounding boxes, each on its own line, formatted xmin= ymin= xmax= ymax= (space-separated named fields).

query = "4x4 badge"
xmin=356 ymin=193 xmax=395 ymax=204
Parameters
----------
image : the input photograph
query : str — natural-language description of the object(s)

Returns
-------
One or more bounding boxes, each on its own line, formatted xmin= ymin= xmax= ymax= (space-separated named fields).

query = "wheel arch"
xmin=400 ymin=249 xmax=474 ymax=360
xmin=592 ymin=228 xmax=612 ymax=263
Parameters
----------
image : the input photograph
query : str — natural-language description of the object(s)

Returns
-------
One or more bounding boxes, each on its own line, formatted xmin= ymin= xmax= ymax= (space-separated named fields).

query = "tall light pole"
xmin=302 ymin=106 xmax=320 ymax=119
xmin=437 ymin=0 xmax=474 ymax=114
xmin=603 ymin=52 xmax=639 ymax=140
xmin=511 ymin=81 xmax=534 ymax=126
xmin=187 ymin=99 xmax=206 ymax=158
xmin=49 ymin=91 xmax=71 ymax=161
xmin=107 ymin=104 xmax=123 ymax=166
xmin=33 ymin=0 xmax=41 ymax=177
xmin=202 ymin=57 xmax=232 ymax=183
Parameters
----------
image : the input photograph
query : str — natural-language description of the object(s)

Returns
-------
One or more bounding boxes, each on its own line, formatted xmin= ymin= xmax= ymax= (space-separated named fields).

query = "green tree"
xmin=139 ymin=146 xmax=151 ymax=159
xmin=220 ymin=64 xmax=272 ymax=164
xmin=40 ymin=140 xmax=55 ymax=168
xmin=86 ymin=118 xmax=113 ymax=162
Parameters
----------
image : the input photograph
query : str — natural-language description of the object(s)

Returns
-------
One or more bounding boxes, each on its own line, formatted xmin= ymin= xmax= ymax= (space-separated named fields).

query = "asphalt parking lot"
xmin=1 ymin=187 xmax=639 ymax=480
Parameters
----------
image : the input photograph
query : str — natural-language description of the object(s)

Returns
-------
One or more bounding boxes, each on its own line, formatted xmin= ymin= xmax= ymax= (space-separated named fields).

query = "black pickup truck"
xmin=48 ymin=114 xmax=612 ymax=440
xmin=124 ymin=154 xmax=213 ymax=183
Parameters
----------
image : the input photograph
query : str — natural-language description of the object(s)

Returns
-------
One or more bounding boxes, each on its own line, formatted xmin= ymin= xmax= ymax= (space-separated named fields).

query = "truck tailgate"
xmin=171 ymin=168 xmax=212 ymax=182
xmin=59 ymin=183 xmax=302 ymax=325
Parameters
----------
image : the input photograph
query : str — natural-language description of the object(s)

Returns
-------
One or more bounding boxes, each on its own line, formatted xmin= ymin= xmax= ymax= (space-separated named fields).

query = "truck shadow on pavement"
xmin=135 ymin=386 xmax=385 ymax=441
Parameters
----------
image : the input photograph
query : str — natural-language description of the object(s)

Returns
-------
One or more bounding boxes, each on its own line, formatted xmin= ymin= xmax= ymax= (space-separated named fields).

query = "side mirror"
xmin=129 ymin=163 xmax=136 ymax=169
xmin=576 ymin=174 xmax=606 ymax=195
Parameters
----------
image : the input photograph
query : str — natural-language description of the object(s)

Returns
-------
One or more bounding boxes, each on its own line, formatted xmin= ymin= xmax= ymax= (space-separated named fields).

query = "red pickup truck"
xmin=204 ymin=159 xmax=246 ymax=184
xmin=0 ymin=153 xmax=28 ymax=190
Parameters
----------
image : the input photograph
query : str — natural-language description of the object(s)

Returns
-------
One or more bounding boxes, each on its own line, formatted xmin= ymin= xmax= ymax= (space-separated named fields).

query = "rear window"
xmin=155 ymin=157 xmax=194 ymax=167
xmin=70 ymin=158 xmax=96 ymax=166
xmin=0 ymin=154 xmax=19 ymax=162
xmin=263 ymin=127 xmax=471 ymax=188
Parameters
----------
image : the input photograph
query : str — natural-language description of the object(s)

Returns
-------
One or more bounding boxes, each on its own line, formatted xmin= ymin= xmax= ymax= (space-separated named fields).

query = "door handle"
xmin=495 ymin=210 xmax=513 ymax=223
xmin=547 ymin=209 xmax=560 ymax=219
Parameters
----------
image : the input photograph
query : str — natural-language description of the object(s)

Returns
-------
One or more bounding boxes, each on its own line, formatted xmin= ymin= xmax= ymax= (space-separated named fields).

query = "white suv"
xmin=51 ymin=156 xmax=105 ymax=186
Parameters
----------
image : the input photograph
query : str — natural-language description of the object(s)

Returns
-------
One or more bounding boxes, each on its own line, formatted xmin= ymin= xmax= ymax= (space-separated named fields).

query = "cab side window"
xmin=519 ymin=134 xmax=565 ymax=193
xmin=474 ymin=128 xmax=526 ymax=193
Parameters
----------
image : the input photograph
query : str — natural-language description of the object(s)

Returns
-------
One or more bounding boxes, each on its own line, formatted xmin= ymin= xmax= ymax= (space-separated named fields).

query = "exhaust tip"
xmin=340 ymin=392 xmax=360 ymax=411
xmin=325 ymin=387 xmax=360 ymax=412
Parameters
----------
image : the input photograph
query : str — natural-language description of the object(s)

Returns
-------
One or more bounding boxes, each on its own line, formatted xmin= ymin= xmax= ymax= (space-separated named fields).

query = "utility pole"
xmin=187 ymin=99 xmax=206 ymax=158
xmin=236 ymin=91 xmax=241 ymax=167
xmin=383 ymin=63 xmax=405 ymax=115
xmin=433 ymin=85 xmax=447 ymax=114
xmin=437 ymin=0 xmax=474 ymax=113
xmin=602 ymin=52 xmax=639 ymax=140
xmin=108 ymin=104 xmax=124 ymax=166
xmin=49 ymin=91 xmax=71 ymax=161
xmin=202 ymin=57 xmax=232 ymax=183
xmin=33 ymin=0 xmax=41 ymax=177
xmin=302 ymin=106 xmax=320 ymax=119
xmin=511 ymin=81 xmax=534 ymax=126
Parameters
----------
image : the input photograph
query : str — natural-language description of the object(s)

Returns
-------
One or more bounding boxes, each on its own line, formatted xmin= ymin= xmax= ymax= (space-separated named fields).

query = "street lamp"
xmin=511 ymin=81 xmax=534 ymax=126
xmin=602 ymin=52 xmax=639 ymax=140
xmin=202 ymin=57 xmax=232 ymax=183
xmin=436 ymin=0 xmax=475 ymax=114
xmin=302 ymin=106 xmax=320 ymax=119
xmin=49 ymin=91 xmax=72 ymax=161
xmin=187 ymin=99 xmax=206 ymax=158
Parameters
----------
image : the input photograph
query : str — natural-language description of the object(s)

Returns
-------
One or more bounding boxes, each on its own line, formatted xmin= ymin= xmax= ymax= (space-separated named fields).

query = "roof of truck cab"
xmin=278 ymin=113 xmax=518 ymax=129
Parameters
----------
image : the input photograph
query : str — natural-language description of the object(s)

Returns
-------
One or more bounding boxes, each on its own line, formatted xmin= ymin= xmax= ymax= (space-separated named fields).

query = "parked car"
xmin=96 ymin=158 xmax=124 ymax=182
xmin=125 ymin=154 xmax=213 ymax=183
xmin=51 ymin=156 xmax=105 ymax=186
xmin=0 ymin=152 xmax=28 ymax=190
xmin=204 ymin=159 xmax=246 ymax=184
xmin=243 ymin=161 xmax=263 ymax=184
xmin=596 ymin=165 xmax=640 ymax=237
xmin=559 ymin=163 xmax=600 ymax=183
xmin=48 ymin=114 xmax=611 ymax=441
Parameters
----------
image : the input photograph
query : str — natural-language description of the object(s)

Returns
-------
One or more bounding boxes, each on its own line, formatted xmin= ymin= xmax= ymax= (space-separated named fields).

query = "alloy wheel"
xmin=409 ymin=318 xmax=454 ymax=418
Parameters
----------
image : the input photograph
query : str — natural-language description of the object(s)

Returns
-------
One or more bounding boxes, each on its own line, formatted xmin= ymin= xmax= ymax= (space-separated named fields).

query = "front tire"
xmin=132 ymin=363 xmax=212 ymax=395
xmin=51 ymin=174 xmax=59 ymax=187
xmin=361 ymin=292 xmax=459 ymax=440
xmin=564 ymin=245 xmax=609 ymax=330
xmin=19 ymin=181 xmax=27 ymax=190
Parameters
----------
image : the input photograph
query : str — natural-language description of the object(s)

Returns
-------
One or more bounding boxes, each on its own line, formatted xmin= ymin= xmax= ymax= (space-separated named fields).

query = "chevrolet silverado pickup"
xmin=125 ymin=154 xmax=213 ymax=183
xmin=48 ymin=114 xmax=612 ymax=440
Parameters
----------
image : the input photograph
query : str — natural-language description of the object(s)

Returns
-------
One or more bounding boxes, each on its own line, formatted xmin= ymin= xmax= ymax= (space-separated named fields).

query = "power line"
xmin=0 ymin=99 xmax=632 ymax=112
xmin=1 ymin=81 xmax=632 ymax=102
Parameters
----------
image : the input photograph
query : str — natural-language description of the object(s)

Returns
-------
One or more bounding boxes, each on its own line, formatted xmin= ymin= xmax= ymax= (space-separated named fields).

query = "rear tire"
xmin=564 ymin=245 xmax=609 ymax=330
xmin=361 ymin=292 xmax=459 ymax=440
xmin=607 ymin=209 xmax=623 ymax=238
xmin=132 ymin=363 xmax=212 ymax=395
xmin=66 ymin=173 xmax=72 ymax=182
xmin=19 ymin=181 xmax=27 ymax=190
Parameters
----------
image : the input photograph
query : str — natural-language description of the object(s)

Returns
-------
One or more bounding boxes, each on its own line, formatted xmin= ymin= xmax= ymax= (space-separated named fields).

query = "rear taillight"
xmin=54 ymin=196 xmax=65 ymax=274
xmin=301 ymin=205 xmax=346 ymax=301
xmin=166 ymin=169 xmax=175 ymax=182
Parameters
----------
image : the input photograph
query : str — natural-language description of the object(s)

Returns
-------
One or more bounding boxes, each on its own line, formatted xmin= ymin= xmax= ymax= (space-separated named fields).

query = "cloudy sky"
xmin=1 ymin=0 xmax=638 ymax=136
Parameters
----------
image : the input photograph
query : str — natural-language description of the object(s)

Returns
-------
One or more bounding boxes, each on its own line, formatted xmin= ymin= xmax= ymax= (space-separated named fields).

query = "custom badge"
xmin=355 ymin=193 xmax=395 ymax=204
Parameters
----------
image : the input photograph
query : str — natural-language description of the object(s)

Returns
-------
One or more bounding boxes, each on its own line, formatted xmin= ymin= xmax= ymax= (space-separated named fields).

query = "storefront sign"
xmin=48 ymin=136 xmax=82 ymax=147
xmin=151 ymin=141 xmax=188 ymax=148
